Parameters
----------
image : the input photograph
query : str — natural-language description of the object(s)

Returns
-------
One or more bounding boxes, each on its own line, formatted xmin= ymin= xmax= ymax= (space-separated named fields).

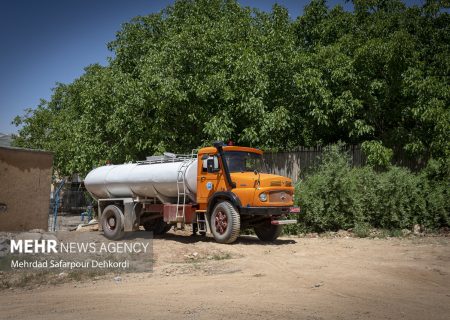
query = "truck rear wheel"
xmin=102 ymin=205 xmax=125 ymax=240
xmin=254 ymin=220 xmax=283 ymax=241
xmin=143 ymin=218 xmax=172 ymax=235
xmin=210 ymin=201 xmax=240 ymax=244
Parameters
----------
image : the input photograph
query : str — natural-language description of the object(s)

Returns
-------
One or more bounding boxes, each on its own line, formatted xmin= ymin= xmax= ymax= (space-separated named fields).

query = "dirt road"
xmin=1 ymin=231 xmax=449 ymax=320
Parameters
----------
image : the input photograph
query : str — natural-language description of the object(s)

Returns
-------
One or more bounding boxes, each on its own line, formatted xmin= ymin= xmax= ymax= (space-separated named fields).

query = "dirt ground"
xmin=1 ymin=230 xmax=449 ymax=320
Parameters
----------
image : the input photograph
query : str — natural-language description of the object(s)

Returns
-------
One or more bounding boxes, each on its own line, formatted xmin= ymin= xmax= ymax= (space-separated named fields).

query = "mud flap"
xmin=124 ymin=200 xmax=140 ymax=231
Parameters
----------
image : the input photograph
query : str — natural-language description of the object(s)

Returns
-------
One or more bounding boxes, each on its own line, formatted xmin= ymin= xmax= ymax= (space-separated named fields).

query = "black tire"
xmin=102 ymin=205 xmax=125 ymax=240
xmin=210 ymin=201 xmax=240 ymax=244
xmin=254 ymin=220 xmax=283 ymax=241
xmin=143 ymin=218 xmax=172 ymax=235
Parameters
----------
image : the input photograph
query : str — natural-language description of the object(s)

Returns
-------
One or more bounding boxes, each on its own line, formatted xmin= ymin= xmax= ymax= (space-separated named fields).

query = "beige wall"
xmin=0 ymin=146 xmax=53 ymax=231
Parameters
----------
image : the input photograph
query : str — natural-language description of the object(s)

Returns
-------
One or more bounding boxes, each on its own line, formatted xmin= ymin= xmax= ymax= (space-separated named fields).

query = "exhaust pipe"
xmin=213 ymin=141 xmax=236 ymax=189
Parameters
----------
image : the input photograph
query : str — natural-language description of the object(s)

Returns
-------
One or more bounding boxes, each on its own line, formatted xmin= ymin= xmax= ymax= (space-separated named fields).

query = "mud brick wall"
xmin=0 ymin=146 xmax=53 ymax=231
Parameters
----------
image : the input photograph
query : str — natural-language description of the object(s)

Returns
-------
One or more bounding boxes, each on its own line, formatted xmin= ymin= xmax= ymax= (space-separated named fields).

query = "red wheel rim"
xmin=215 ymin=211 xmax=228 ymax=235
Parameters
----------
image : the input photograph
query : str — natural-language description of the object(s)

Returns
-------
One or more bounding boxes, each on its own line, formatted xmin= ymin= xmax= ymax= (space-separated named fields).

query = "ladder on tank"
xmin=176 ymin=159 xmax=194 ymax=223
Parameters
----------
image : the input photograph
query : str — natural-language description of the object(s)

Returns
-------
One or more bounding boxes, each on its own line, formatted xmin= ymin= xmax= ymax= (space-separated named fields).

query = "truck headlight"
xmin=259 ymin=193 xmax=267 ymax=202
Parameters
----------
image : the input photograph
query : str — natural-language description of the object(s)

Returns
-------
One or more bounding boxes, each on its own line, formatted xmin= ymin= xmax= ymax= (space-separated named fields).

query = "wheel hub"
xmin=108 ymin=216 xmax=116 ymax=230
xmin=215 ymin=211 xmax=228 ymax=235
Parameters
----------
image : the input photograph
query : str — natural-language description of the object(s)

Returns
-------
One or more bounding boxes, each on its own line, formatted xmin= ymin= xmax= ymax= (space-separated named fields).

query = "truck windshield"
xmin=224 ymin=151 xmax=266 ymax=173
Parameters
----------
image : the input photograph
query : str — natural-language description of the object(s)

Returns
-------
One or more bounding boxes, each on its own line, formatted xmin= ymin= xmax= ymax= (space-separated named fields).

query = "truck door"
xmin=197 ymin=154 xmax=221 ymax=204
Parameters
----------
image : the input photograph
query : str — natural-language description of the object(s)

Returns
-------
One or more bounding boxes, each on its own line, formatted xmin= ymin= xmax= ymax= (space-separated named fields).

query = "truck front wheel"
xmin=254 ymin=219 xmax=282 ymax=241
xmin=210 ymin=201 xmax=240 ymax=244
xmin=102 ymin=205 xmax=125 ymax=240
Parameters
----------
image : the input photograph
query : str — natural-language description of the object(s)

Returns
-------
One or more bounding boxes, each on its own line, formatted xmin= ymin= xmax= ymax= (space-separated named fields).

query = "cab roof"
xmin=198 ymin=146 xmax=263 ymax=155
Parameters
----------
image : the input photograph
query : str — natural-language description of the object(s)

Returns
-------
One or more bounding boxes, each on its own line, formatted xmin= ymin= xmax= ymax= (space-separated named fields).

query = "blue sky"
xmin=0 ymin=0 xmax=422 ymax=134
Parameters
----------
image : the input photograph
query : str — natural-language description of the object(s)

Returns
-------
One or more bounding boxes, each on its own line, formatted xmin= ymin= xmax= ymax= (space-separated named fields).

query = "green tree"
xmin=12 ymin=0 xmax=450 ymax=175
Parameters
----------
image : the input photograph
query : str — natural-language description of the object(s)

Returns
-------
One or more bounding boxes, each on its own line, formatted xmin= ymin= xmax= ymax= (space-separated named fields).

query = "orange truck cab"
xmin=194 ymin=142 xmax=299 ymax=243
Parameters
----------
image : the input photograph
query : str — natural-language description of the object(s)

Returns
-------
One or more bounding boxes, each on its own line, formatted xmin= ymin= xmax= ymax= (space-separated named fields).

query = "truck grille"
xmin=269 ymin=191 xmax=293 ymax=203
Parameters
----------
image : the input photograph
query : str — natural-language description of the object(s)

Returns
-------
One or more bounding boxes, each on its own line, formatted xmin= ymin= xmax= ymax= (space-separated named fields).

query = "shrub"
xmin=353 ymin=222 xmax=371 ymax=238
xmin=295 ymin=145 xmax=449 ymax=232
xmin=373 ymin=166 xmax=424 ymax=229
xmin=297 ymin=145 xmax=356 ymax=231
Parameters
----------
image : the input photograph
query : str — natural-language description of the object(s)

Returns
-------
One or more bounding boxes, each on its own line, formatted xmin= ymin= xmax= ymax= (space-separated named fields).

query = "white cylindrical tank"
xmin=84 ymin=159 xmax=197 ymax=201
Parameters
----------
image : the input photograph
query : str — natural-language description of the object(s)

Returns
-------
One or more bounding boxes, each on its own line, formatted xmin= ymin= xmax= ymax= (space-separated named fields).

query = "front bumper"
xmin=239 ymin=206 xmax=300 ymax=216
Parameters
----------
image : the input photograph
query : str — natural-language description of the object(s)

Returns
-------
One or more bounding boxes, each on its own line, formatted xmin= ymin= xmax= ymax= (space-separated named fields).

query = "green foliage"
xmin=297 ymin=144 xmax=356 ymax=230
xmin=361 ymin=140 xmax=393 ymax=167
xmin=11 ymin=0 xmax=450 ymax=176
xmin=418 ymin=158 xmax=450 ymax=228
xmin=296 ymin=145 xmax=449 ymax=232
xmin=353 ymin=222 xmax=371 ymax=238
xmin=422 ymin=157 xmax=450 ymax=181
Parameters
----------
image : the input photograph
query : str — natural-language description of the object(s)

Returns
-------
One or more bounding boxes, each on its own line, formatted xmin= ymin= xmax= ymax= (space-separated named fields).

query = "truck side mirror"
xmin=207 ymin=158 xmax=219 ymax=173
xmin=207 ymin=159 xmax=215 ymax=173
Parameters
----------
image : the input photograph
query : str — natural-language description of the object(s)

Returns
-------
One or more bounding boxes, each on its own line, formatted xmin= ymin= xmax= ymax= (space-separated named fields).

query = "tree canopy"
xmin=12 ymin=0 xmax=450 ymax=176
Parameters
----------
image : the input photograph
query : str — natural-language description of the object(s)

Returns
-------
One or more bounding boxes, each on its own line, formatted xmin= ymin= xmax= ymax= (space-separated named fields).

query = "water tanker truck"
xmin=84 ymin=142 xmax=300 ymax=243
